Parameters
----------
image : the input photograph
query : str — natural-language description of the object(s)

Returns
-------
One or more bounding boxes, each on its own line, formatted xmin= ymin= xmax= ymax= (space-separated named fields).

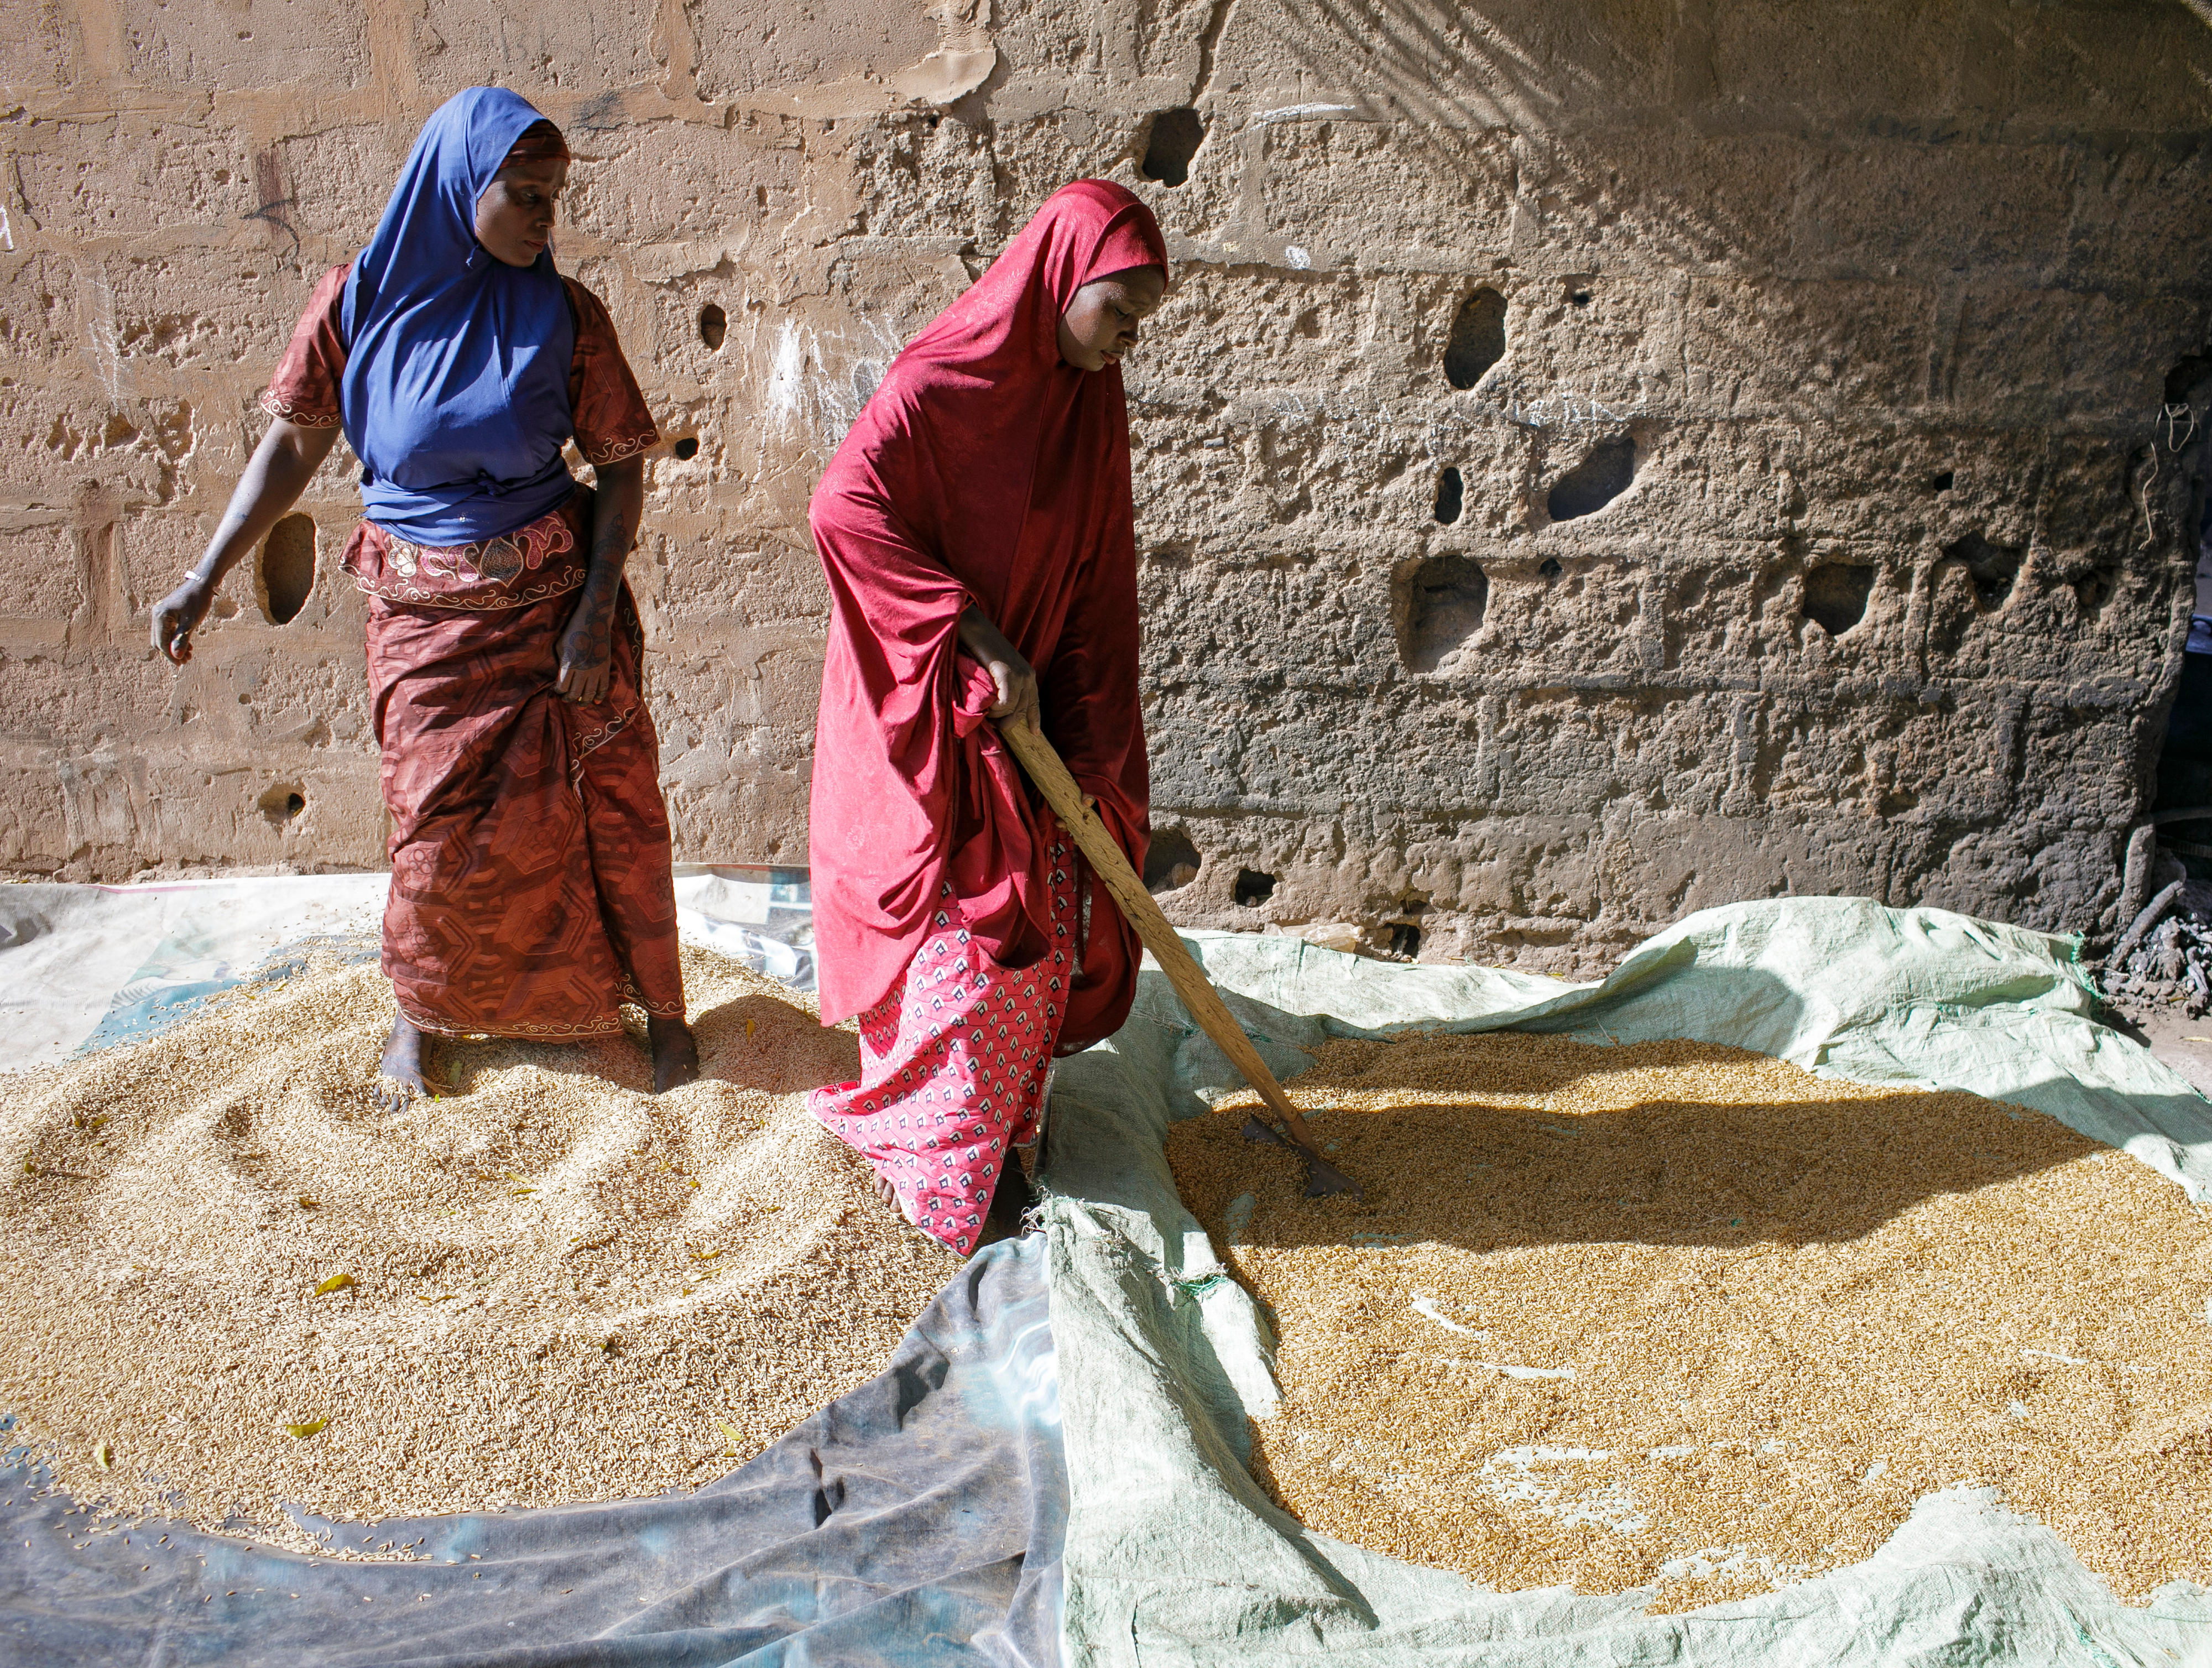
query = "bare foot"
xmin=374 ymin=1014 xmax=437 ymax=1111
xmin=648 ymin=1014 xmax=699 ymax=1093
xmin=871 ymin=1171 xmax=900 ymax=1210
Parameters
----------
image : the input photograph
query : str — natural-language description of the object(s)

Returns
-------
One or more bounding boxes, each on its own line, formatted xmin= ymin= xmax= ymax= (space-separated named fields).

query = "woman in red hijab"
xmin=806 ymin=180 xmax=1168 ymax=1255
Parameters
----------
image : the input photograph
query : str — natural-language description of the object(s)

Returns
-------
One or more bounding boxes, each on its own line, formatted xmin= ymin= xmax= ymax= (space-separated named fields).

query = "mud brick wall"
xmin=4 ymin=0 xmax=2211 ymax=972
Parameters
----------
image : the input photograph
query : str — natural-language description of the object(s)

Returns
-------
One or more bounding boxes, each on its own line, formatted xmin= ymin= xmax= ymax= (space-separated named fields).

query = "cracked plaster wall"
xmin=3 ymin=0 xmax=2211 ymax=973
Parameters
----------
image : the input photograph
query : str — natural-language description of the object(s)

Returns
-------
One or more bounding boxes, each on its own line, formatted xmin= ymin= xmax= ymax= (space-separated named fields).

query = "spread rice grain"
xmin=1167 ymin=1031 xmax=2212 ymax=1609
xmin=0 ymin=944 xmax=957 ymax=1550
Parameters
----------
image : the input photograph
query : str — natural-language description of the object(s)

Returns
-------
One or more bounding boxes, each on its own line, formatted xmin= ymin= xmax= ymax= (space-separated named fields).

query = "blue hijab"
xmin=340 ymin=87 xmax=577 ymax=547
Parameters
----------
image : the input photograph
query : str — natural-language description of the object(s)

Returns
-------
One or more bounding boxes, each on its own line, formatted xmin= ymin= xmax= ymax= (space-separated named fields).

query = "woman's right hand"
xmin=956 ymin=606 xmax=1040 ymax=731
xmin=148 ymin=417 xmax=340 ymax=668
xmin=151 ymin=575 xmax=217 ymax=665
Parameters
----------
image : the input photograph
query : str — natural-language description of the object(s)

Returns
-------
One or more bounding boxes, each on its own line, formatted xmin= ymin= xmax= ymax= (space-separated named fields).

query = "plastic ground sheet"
xmin=1038 ymin=897 xmax=2212 ymax=1667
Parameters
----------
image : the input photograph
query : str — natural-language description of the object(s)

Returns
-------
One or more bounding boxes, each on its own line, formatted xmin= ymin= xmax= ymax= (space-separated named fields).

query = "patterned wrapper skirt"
xmin=364 ymin=581 xmax=685 ymax=1039
xmin=808 ymin=822 xmax=1079 ymax=1255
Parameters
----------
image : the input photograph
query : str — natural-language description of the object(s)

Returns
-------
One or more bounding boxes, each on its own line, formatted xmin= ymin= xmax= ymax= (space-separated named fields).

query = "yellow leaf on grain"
xmin=313 ymin=1273 xmax=354 ymax=1296
xmin=690 ymin=1248 xmax=722 ymax=1260
xmin=509 ymin=1188 xmax=535 ymax=1197
xmin=714 ymin=1418 xmax=744 ymax=1452
xmin=744 ymin=1017 xmax=755 ymax=1039
xmin=283 ymin=1419 xmax=328 ymax=1439
xmin=93 ymin=1442 xmax=113 ymax=1471
xmin=297 ymin=1196 xmax=319 ymax=1210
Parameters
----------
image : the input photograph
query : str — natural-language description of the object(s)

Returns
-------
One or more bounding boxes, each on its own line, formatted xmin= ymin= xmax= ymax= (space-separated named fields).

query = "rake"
xmin=996 ymin=716 xmax=1361 ymax=1200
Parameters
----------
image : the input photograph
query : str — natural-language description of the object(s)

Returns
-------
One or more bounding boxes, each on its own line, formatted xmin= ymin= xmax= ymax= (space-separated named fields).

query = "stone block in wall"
xmin=1947 ymin=285 xmax=2200 ymax=424
xmin=0 ymin=253 xmax=82 ymax=367
xmin=276 ymin=125 xmax=415 ymax=252
xmin=1255 ymin=116 xmax=1515 ymax=268
xmin=117 ymin=0 xmax=372 ymax=92
xmin=0 ymin=388 xmax=195 ymax=507
xmin=12 ymin=117 xmax=259 ymax=241
xmin=418 ymin=0 xmax=665 ymax=100
xmin=687 ymin=0 xmax=942 ymax=105
xmin=1680 ymin=277 xmax=1938 ymax=419
xmin=987 ymin=109 xmax=1152 ymax=234
xmin=1789 ymin=138 xmax=2073 ymax=281
xmin=1128 ymin=267 xmax=1369 ymax=399
xmin=0 ymin=3 xmax=69 ymax=90
xmin=1488 ymin=276 xmax=1681 ymax=420
xmin=2062 ymin=139 xmax=2212 ymax=292
xmin=0 ymin=521 xmax=84 ymax=624
xmin=97 ymin=248 xmax=299 ymax=378
xmin=568 ymin=118 xmax=802 ymax=251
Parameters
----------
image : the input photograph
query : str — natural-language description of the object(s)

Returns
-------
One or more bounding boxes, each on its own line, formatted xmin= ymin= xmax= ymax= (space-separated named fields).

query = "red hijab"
xmin=807 ymin=180 xmax=1168 ymax=1046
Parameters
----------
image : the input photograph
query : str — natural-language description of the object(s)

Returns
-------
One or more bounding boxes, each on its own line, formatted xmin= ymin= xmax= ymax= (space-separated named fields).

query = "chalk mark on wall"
xmin=1499 ymin=373 xmax=1645 ymax=432
xmin=760 ymin=314 xmax=921 ymax=456
xmin=85 ymin=267 xmax=129 ymax=404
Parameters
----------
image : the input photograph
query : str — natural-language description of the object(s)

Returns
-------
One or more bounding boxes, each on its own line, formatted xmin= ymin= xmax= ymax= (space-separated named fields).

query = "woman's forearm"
xmin=153 ymin=418 xmax=338 ymax=661
xmin=553 ymin=456 xmax=644 ymax=702
xmin=188 ymin=420 xmax=340 ymax=586
xmin=580 ymin=457 xmax=644 ymax=603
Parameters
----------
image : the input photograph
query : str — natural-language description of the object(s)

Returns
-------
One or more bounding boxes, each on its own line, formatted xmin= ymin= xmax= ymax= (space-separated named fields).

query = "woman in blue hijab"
xmin=149 ymin=87 xmax=697 ymax=1102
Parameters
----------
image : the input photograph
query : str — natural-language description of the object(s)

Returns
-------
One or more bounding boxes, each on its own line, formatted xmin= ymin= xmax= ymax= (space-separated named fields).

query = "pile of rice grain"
xmin=0 ymin=944 xmax=958 ymax=1548
xmin=1167 ymin=1031 xmax=2212 ymax=1610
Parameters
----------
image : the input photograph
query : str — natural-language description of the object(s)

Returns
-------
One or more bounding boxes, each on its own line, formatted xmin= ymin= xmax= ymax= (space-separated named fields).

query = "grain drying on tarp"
xmin=1167 ymin=1031 xmax=2212 ymax=1610
xmin=0 ymin=945 xmax=958 ymax=1549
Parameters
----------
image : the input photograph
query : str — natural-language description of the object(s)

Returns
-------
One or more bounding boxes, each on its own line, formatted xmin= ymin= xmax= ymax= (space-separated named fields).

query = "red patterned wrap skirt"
xmin=808 ymin=821 xmax=1079 ymax=1255
xmin=361 ymin=510 xmax=684 ymax=1040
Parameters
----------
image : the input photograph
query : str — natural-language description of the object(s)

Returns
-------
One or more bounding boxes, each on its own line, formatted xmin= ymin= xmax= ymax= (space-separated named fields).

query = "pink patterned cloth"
xmin=809 ymin=823 xmax=1078 ymax=1256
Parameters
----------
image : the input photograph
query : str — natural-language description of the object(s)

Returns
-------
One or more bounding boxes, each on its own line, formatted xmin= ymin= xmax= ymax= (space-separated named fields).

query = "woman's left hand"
xmin=555 ymin=603 xmax=613 ymax=705
xmin=956 ymin=605 xmax=1040 ymax=731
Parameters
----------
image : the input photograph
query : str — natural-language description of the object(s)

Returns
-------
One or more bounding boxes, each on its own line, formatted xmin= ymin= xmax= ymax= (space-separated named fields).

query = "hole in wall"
xmin=257 ymin=784 xmax=306 ymax=825
xmin=1403 ymin=555 xmax=1489 ymax=674
xmin=2074 ymin=566 xmax=2119 ymax=616
xmin=1433 ymin=466 xmax=1463 ymax=525
xmin=1144 ymin=826 xmax=1202 ymax=894
xmin=2165 ymin=353 xmax=2212 ymax=405
xmin=1538 ymin=557 xmax=1562 ymax=581
xmin=671 ymin=436 xmax=700 ymax=461
xmin=1930 ymin=470 xmax=1954 ymax=492
xmin=1568 ymin=289 xmax=1592 ymax=307
xmin=698 ymin=304 xmax=727 ymax=351
xmin=1233 ymin=868 xmax=1276 ymax=908
xmin=258 ymin=513 xmax=316 ymax=626
xmin=1802 ymin=562 xmax=1876 ymax=637
xmin=1140 ymin=108 xmax=1205 ymax=187
xmin=1387 ymin=922 xmax=1422 ymax=958
xmin=1945 ymin=532 xmax=2022 ymax=611
xmin=1546 ymin=435 xmax=1636 ymax=524
xmin=1442 ymin=287 xmax=1506 ymax=390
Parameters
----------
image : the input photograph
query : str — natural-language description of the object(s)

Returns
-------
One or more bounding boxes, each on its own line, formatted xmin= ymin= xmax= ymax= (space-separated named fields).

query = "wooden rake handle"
xmin=994 ymin=716 xmax=1331 ymax=1156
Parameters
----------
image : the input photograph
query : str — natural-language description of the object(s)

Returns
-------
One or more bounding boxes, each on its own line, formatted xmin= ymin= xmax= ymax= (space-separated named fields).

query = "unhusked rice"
xmin=0 ymin=944 xmax=957 ymax=1550
xmin=1167 ymin=1031 xmax=2212 ymax=1609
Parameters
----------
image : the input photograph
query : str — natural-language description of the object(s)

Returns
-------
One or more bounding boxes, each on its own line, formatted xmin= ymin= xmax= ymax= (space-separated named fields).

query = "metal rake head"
xmin=1241 ymin=1114 xmax=1362 ymax=1200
